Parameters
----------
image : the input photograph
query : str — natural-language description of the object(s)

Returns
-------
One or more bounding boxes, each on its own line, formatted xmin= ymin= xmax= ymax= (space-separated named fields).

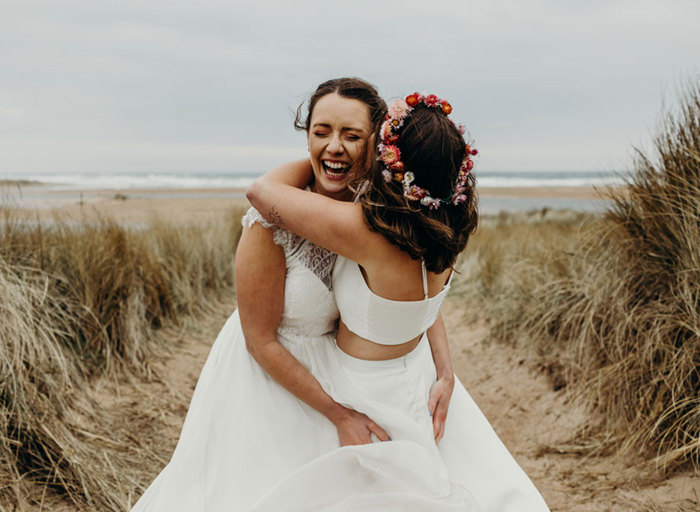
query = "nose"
xmin=327 ymin=132 xmax=344 ymax=154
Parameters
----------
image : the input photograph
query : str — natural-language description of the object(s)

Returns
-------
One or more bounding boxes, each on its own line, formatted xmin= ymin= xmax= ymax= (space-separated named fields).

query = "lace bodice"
xmin=242 ymin=207 xmax=338 ymax=338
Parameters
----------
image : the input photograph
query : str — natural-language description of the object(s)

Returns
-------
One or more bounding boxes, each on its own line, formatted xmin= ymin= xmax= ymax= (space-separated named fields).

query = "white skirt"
xmin=132 ymin=314 xmax=549 ymax=511
xmin=257 ymin=333 xmax=549 ymax=511
xmin=130 ymin=311 xmax=340 ymax=511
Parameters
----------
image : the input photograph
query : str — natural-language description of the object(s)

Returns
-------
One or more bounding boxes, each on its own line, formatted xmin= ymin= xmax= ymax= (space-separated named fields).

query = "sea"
xmin=2 ymin=169 xmax=625 ymax=214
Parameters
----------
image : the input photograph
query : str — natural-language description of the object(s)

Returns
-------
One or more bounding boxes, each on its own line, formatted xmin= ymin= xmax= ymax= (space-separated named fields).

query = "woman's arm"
xmin=246 ymin=162 xmax=385 ymax=265
xmin=426 ymin=313 xmax=455 ymax=444
xmin=235 ymin=221 xmax=389 ymax=446
xmin=258 ymin=158 xmax=314 ymax=189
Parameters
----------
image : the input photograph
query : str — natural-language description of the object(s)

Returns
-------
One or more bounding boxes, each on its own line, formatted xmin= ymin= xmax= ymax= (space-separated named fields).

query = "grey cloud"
xmin=1 ymin=0 xmax=699 ymax=173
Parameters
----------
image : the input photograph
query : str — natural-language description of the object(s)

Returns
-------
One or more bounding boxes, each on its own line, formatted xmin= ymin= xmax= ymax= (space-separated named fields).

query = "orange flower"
xmin=440 ymin=101 xmax=452 ymax=115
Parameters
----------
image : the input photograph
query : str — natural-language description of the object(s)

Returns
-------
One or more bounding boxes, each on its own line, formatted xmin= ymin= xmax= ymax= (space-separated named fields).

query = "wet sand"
xmin=3 ymin=184 xmax=616 ymax=225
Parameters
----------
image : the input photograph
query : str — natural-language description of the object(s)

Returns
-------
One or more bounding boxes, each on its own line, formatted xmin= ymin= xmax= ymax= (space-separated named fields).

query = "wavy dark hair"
xmin=352 ymin=103 xmax=479 ymax=273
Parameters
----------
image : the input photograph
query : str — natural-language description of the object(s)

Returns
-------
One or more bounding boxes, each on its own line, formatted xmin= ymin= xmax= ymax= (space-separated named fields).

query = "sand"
xmin=2 ymin=183 xmax=617 ymax=225
xmin=82 ymin=293 xmax=696 ymax=512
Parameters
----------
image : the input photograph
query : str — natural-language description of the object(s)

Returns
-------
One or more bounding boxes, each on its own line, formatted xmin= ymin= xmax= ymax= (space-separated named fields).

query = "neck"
xmin=310 ymin=181 xmax=354 ymax=202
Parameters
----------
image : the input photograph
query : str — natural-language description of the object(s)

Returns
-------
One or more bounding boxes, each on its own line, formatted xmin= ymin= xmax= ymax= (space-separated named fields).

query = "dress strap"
xmin=421 ymin=260 xmax=429 ymax=299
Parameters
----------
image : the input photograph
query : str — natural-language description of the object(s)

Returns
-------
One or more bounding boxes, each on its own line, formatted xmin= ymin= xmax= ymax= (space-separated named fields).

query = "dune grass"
xmin=0 ymin=206 xmax=245 ymax=509
xmin=459 ymin=85 xmax=700 ymax=472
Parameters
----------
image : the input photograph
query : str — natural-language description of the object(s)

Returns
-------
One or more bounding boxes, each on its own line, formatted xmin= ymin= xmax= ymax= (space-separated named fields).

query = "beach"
xmin=1 ymin=183 xmax=697 ymax=511
xmin=2 ymin=182 xmax=614 ymax=224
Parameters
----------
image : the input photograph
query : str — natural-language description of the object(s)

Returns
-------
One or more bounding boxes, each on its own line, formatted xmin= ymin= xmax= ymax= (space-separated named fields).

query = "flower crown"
xmin=378 ymin=92 xmax=477 ymax=210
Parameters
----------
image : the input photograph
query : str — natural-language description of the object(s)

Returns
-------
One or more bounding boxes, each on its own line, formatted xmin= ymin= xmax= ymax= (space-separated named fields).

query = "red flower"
xmin=405 ymin=93 xmax=421 ymax=107
xmin=425 ymin=94 xmax=439 ymax=106
xmin=385 ymin=134 xmax=399 ymax=144
xmin=381 ymin=144 xmax=401 ymax=166
xmin=390 ymin=160 xmax=405 ymax=171
xmin=470 ymin=149 xmax=478 ymax=156
xmin=466 ymin=159 xmax=474 ymax=171
xmin=440 ymin=101 xmax=452 ymax=115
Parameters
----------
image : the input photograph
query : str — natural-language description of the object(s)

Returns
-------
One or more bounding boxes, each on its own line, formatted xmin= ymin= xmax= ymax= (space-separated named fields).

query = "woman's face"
xmin=307 ymin=92 xmax=371 ymax=200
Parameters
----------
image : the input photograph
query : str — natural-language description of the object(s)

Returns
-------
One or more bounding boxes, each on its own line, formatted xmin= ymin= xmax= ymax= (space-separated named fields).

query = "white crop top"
xmin=332 ymin=256 xmax=453 ymax=345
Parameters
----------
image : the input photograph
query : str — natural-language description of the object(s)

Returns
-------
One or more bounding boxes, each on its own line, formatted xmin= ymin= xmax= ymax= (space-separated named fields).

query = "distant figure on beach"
xmin=131 ymin=78 xmax=549 ymax=511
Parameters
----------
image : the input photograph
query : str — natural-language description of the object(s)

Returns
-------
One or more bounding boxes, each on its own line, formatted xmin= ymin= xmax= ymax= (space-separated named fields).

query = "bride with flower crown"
xmin=131 ymin=78 xmax=549 ymax=511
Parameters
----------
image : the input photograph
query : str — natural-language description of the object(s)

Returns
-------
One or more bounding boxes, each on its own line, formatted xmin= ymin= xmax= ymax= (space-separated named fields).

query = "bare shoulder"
xmin=236 ymin=221 xmax=285 ymax=278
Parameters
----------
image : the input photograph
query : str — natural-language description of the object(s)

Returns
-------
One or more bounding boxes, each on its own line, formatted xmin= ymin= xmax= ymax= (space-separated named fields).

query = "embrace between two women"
xmin=131 ymin=77 xmax=550 ymax=512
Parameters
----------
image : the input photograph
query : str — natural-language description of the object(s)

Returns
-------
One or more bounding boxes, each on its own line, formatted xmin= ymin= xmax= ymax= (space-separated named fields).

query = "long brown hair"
xmin=353 ymin=103 xmax=479 ymax=273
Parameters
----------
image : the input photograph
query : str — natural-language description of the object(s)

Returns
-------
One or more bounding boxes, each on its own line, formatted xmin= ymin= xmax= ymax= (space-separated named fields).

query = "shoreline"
xmin=2 ymin=183 xmax=616 ymax=199
xmin=1 ymin=184 xmax=618 ymax=224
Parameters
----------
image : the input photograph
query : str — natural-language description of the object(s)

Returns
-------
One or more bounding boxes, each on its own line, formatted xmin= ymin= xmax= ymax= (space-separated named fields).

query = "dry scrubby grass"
xmin=0 ymin=207 xmax=245 ymax=510
xmin=460 ymin=86 xmax=700 ymax=473
xmin=1 ymin=86 xmax=698 ymax=509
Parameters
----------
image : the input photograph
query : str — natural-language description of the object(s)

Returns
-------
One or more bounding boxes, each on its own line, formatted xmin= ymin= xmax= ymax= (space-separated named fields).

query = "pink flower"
xmin=424 ymin=197 xmax=441 ymax=209
xmin=457 ymin=124 xmax=466 ymax=135
xmin=388 ymin=99 xmax=410 ymax=120
xmin=409 ymin=185 xmax=426 ymax=198
xmin=381 ymin=120 xmax=393 ymax=140
xmin=452 ymin=194 xmax=467 ymax=205
xmin=382 ymin=169 xmax=392 ymax=182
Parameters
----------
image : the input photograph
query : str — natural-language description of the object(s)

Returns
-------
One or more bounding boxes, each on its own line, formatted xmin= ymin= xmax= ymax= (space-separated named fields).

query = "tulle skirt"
xmin=131 ymin=311 xmax=549 ymax=511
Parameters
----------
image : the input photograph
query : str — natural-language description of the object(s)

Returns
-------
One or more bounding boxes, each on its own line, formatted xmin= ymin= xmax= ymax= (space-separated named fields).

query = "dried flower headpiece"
xmin=378 ymin=93 xmax=477 ymax=210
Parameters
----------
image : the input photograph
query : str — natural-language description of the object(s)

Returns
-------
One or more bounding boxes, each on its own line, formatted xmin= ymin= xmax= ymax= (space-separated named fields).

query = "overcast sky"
xmin=1 ymin=0 xmax=698 ymax=175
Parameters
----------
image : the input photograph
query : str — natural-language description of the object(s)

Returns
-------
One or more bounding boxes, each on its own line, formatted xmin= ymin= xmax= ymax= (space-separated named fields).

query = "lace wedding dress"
xmin=130 ymin=208 xmax=342 ymax=511
xmin=131 ymin=208 xmax=548 ymax=511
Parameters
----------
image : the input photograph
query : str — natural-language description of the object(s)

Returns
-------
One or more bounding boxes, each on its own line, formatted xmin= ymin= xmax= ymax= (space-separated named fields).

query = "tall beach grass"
xmin=460 ymin=85 xmax=700 ymax=472
xmin=0 ymin=206 xmax=245 ymax=509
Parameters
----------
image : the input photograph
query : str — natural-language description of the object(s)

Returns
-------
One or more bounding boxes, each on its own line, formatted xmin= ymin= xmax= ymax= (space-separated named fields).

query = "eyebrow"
xmin=311 ymin=123 xmax=367 ymax=133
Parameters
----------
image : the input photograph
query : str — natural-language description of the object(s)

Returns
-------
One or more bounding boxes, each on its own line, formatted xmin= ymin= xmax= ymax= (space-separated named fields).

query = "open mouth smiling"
xmin=321 ymin=160 xmax=351 ymax=180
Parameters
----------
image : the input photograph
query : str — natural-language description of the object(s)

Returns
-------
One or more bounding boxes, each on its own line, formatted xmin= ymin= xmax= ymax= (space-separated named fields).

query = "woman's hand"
xmin=428 ymin=374 xmax=454 ymax=444
xmin=331 ymin=406 xmax=390 ymax=446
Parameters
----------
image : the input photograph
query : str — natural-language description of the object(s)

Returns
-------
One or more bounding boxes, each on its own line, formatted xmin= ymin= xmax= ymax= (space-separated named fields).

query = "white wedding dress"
xmin=131 ymin=208 xmax=549 ymax=511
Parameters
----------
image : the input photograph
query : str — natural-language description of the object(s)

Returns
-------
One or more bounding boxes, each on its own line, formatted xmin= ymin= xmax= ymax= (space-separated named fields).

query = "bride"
xmin=131 ymin=78 xmax=455 ymax=510
xmin=247 ymin=91 xmax=550 ymax=510
xmin=132 ymin=78 xmax=549 ymax=511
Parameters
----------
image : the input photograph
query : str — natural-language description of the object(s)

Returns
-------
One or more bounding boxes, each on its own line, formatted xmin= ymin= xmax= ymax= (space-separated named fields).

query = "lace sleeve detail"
xmin=242 ymin=207 xmax=336 ymax=289
xmin=241 ymin=207 xmax=298 ymax=251
xmin=241 ymin=206 xmax=275 ymax=230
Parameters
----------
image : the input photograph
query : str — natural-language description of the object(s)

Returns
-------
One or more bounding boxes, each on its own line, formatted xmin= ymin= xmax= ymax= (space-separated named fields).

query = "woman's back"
xmin=332 ymin=243 xmax=453 ymax=360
